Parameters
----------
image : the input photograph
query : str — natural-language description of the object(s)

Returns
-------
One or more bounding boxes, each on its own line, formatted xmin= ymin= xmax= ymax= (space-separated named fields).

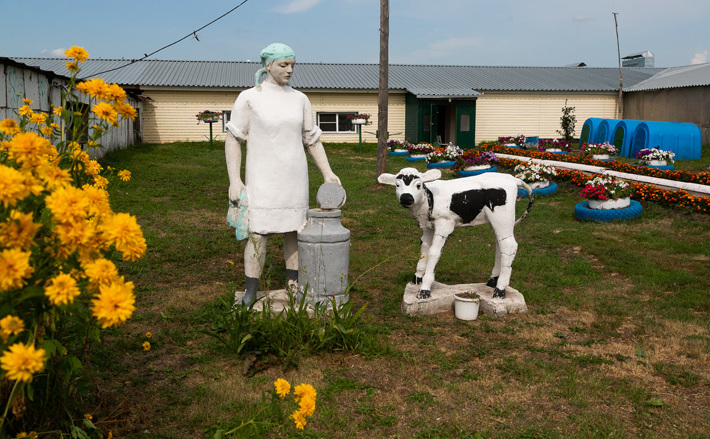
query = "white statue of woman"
xmin=225 ymin=43 xmax=342 ymax=306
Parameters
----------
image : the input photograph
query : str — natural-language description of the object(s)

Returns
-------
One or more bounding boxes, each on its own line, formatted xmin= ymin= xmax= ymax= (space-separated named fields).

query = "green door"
xmin=455 ymin=100 xmax=476 ymax=148
xmin=430 ymin=103 xmax=440 ymax=144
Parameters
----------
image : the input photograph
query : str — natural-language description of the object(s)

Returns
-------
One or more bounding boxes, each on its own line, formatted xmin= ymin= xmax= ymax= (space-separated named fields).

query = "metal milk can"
xmin=297 ymin=182 xmax=350 ymax=306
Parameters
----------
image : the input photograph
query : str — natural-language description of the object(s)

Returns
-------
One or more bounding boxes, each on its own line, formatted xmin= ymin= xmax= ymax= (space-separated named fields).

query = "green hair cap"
xmin=254 ymin=43 xmax=296 ymax=85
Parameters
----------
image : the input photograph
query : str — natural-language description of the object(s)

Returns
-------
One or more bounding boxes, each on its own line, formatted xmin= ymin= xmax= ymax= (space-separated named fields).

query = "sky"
xmin=1 ymin=0 xmax=708 ymax=68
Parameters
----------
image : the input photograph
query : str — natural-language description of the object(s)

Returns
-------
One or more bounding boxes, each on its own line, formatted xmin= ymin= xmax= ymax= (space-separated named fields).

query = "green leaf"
xmin=636 ymin=348 xmax=647 ymax=358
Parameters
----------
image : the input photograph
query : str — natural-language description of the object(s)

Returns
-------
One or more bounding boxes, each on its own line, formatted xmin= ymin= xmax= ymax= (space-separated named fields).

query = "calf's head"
xmin=377 ymin=168 xmax=441 ymax=208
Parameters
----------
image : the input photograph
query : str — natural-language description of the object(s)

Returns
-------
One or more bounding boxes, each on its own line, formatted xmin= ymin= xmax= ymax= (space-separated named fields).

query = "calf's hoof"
xmin=416 ymin=289 xmax=431 ymax=299
xmin=411 ymin=275 xmax=423 ymax=285
xmin=492 ymin=287 xmax=506 ymax=299
xmin=486 ymin=277 xmax=499 ymax=288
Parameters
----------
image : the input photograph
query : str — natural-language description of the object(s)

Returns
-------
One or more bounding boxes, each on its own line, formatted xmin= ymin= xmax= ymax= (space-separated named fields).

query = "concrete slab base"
xmin=401 ymin=282 xmax=528 ymax=319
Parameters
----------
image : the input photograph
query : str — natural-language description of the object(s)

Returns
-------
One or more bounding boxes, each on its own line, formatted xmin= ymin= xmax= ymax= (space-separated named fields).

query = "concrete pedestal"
xmin=401 ymin=282 xmax=527 ymax=319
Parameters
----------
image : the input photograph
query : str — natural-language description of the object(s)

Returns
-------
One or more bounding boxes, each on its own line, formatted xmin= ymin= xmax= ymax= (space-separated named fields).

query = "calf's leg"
xmin=412 ymin=229 xmax=433 ymax=285
xmin=492 ymin=233 xmax=518 ymax=298
xmin=417 ymin=230 xmax=450 ymax=299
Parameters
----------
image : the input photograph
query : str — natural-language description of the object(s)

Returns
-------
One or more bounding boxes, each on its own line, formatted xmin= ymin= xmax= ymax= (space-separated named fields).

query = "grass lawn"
xmin=95 ymin=141 xmax=709 ymax=438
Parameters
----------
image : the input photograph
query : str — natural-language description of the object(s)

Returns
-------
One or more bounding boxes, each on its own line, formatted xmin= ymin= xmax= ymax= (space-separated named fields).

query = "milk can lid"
xmin=317 ymin=182 xmax=346 ymax=210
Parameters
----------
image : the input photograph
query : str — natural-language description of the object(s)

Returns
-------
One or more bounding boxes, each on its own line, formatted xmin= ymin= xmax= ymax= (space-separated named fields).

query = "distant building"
xmin=9 ymin=57 xmax=669 ymax=147
xmin=622 ymin=51 xmax=655 ymax=68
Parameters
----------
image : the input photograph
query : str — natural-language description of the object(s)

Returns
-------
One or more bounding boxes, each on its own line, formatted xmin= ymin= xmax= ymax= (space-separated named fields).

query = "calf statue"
xmin=378 ymin=168 xmax=534 ymax=300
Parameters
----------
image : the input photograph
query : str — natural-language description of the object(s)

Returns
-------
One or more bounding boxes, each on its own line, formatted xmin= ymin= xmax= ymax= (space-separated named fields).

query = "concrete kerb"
xmin=496 ymin=153 xmax=710 ymax=198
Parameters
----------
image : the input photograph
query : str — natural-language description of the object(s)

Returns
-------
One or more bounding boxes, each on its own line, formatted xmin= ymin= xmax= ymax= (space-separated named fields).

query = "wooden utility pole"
xmin=613 ymin=12 xmax=623 ymax=119
xmin=376 ymin=0 xmax=389 ymax=178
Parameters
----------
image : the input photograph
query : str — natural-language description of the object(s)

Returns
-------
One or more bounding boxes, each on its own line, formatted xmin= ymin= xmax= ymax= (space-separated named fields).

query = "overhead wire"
xmin=82 ymin=0 xmax=250 ymax=79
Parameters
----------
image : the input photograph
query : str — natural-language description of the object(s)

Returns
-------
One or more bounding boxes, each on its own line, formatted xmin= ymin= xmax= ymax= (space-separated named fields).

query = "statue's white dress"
xmin=225 ymin=81 xmax=321 ymax=234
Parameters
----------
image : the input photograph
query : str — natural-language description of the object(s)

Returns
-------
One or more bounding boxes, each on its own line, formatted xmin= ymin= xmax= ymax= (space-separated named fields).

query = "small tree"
xmin=557 ymin=100 xmax=576 ymax=142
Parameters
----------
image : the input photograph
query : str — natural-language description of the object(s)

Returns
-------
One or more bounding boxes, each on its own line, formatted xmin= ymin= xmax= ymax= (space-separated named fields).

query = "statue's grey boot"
xmin=240 ymin=276 xmax=259 ymax=306
xmin=286 ymin=269 xmax=299 ymax=294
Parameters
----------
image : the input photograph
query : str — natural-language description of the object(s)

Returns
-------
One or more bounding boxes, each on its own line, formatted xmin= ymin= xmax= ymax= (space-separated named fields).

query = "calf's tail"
xmin=515 ymin=179 xmax=534 ymax=226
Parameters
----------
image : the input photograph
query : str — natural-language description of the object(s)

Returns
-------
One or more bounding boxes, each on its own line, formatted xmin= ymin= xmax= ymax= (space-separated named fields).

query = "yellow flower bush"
xmin=0 ymin=45 xmax=144 ymax=434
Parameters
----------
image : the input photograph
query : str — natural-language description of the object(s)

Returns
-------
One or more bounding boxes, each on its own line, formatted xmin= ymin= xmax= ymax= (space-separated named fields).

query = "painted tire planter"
xmin=389 ymin=150 xmax=408 ymax=156
xmin=457 ymin=166 xmax=497 ymax=177
xmin=640 ymin=163 xmax=674 ymax=171
xmin=406 ymin=155 xmax=427 ymax=162
xmin=574 ymin=200 xmax=643 ymax=222
xmin=545 ymin=149 xmax=568 ymax=155
xmin=518 ymin=181 xmax=558 ymax=198
xmin=589 ymin=196 xmax=630 ymax=210
xmin=427 ymin=161 xmax=456 ymax=169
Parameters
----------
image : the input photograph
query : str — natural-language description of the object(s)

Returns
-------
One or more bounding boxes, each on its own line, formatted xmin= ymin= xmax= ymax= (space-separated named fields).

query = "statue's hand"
xmin=324 ymin=172 xmax=341 ymax=186
xmin=229 ymin=181 xmax=246 ymax=204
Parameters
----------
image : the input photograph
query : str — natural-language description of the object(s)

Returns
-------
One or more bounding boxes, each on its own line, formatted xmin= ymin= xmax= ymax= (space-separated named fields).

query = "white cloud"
xmin=573 ymin=14 xmax=591 ymax=22
xmin=691 ymin=50 xmax=708 ymax=64
xmin=274 ymin=0 xmax=324 ymax=13
xmin=41 ymin=48 xmax=66 ymax=57
xmin=399 ymin=36 xmax=481 ymax=63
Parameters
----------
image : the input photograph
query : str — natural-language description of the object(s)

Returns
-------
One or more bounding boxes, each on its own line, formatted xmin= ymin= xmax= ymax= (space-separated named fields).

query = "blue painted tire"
xmin=427 ymin=161 xmax=456 ymax=169
xmin=546 ymin=151 xmax=568 ymax=155
xmin=457 ymin=166 xmax=498 ymax=177
xmin=518 ymin=181 xmax=557 ymax=197
xmin=389 ymin=150 xmax=408 ymax=156
xmin=642 ymin=164 xmax=674 ymax=171
xmin=406 ymin=156 xmax=427 ymax=162
xmin=574 ymin=200 xmax=643 ymax=222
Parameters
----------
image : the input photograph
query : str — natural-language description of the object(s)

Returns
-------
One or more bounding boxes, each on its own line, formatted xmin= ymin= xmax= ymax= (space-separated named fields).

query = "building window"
xmin=222 ymin=110 xmax=231 ymax=132
xmin=317 ymin=112 xmax=357 ymax=133
xmin=460 ymin=114 xmax=470 ymax=132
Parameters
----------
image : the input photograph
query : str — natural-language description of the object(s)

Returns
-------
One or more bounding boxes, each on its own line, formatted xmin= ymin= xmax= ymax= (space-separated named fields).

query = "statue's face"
xmin=265 ymin=58 xmax=295 ymax=85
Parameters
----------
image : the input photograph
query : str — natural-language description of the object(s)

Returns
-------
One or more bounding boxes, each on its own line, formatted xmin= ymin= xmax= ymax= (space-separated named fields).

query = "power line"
xmin=83 ymin=0 xmax=250 ymax=79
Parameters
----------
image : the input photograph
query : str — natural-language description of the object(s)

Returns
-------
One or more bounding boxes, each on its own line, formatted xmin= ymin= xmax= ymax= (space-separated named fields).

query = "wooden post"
xmin=613 ymin=12 xmax=623 ymax=119
xmin=376 ymin=0 xmax=389 ymax=178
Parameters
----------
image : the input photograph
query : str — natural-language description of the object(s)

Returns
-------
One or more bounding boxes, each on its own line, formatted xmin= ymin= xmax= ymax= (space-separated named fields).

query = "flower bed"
xmin=480 ymin=143 xmax=710 ymax=186
xmin=426 ymin=144 xmax=463 ymax=163
xmin=635 ymin=147 xmax=675 ymax=164
xmin=451 ymin=150 xmax=499 ymax=172
xmin=487 ymin=147 xmax=710 ymax=214
xmin=580 ymin=142 xmax=618 ymax=157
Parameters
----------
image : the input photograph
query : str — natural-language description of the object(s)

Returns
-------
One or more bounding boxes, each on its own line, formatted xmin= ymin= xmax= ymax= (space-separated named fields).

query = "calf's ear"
xmin=421 ymin=169 xmax=441 ymax=182
xmin=377 ymin=173 xmax=397 ymax=186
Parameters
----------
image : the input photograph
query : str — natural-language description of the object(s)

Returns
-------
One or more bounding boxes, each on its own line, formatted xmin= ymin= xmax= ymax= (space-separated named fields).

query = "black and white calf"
xmin=378 ymin=167 xmax=534 ymax=299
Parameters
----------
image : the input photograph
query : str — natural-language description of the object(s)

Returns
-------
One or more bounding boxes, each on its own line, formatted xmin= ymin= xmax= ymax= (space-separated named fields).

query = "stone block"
xmin=401 ymin=282 xmax=527 ymax=319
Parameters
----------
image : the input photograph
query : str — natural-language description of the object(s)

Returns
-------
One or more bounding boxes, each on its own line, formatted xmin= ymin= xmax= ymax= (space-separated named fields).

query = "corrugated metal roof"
xmin=12 ymin=58 xmax=663 ymax=94
xmin=623 ymin=62 xmax=710 ymax=92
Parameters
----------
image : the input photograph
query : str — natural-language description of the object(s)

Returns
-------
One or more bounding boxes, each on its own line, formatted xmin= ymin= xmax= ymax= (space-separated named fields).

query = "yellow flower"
xmin=118 ymin=170 xmax=131 ymax=182
xmin=93 ymin=175 xmax=109 ymax=189
xmin=53 ymin=219 xmax=95 ymax=251
xmin=66 ymin=61 xmax=79 ymax=73
xmin=91 ymin=278 xmax=136 ymax=328
xmin=44 ymin=272 xmax=81 ymax=306
xmin=145 ymin=332 xmax=152 ymax=338
xmin=18 ymin=105 xmax=33 ymax=117
xmin=114 ymin=102 xmax=137 ymax=120
xmin=29 ymin=113 xmax=46 ymax=125
xmin=84 ymin=414 xmax=92 ymax=420
xmin=0 ymin=118 xmax=21 ymax=136
xmin=45 ymin=186 xmax=90 ymax=223
xmin=22 ymin=99 xmax=33 ymax=105
xmin=36 ymin=163 xmax=72 ymax=190
xmin=82 ymin=258 xmax=118 ymax=288
xmin=107 ymin=84 xmax=127 ymax=103
xmin=298 ymin=395 xmax=316 ymax=417
xmin=64 ymin=46 xmax=89 ymax=63
xmin=7 ymin=132 xmax=55 ymax=167
xmin=0 ymin=165 xmax=30 ymax=207
xmin=290 ymin=409 xmax=307 ymax=430
xmin=0 ymin=210 xmax=41 ymax=250
xmin=0 ymin=342 xmax=46 ymax=382
xmin=53 ymin=106 xmax=63 ymax=116
xmin=274 ymin=378 xmax=291 ymax=397
xmin=0 ymin=248 xmax=34 ymax=292
xmin=77 ymin=78 xmax=110 ymax=101
xmin=40 ymin=126 xmax=54 ymax=136
xmin=82 ymin=185 xmax=111 ymax=218
xmin=14 ymin=432 xmax=38 ymax=439
xmin=100 ymin=212 xmax=146 ymax=261
xmin=293 ymin=383 xmax=317 ymax=404
xmin=92 ymin=101 xmax=117 ymax=125
xmin=0 ymin=315 xmax=25 ymax=343
xmin=142 ymin=341 xmax=150 ymax=351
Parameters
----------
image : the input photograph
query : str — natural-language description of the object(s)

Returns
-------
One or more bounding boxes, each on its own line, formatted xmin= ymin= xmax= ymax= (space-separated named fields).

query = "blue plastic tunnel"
xmin=611 ymin=119 xmax=645 ymax=157
xmin=631 ymin=121 xmax=702 ymax=160
xmin=593 ymin=119 xmax=622 ymax=144
xmin=579 ymin=118 xmax=604 ymax=145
